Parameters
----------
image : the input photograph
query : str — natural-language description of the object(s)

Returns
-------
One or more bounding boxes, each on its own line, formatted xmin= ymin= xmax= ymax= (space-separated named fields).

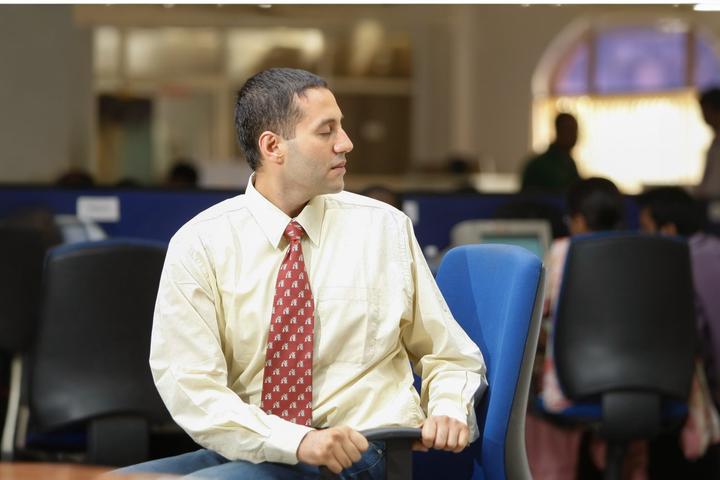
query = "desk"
xmin=0 ymin=463 xmax=179 ymax=480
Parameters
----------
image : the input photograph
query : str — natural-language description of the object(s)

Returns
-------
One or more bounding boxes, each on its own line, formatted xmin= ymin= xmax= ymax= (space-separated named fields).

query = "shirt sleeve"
xmin=149 ymin=228 xmax=312 ymax=464
xmin=398 ymin=217 xmax=488 ymax=442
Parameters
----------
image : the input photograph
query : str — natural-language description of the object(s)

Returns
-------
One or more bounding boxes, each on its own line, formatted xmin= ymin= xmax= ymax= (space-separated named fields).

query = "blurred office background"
xmin=2 ymin=3 xmax=720 ymax=193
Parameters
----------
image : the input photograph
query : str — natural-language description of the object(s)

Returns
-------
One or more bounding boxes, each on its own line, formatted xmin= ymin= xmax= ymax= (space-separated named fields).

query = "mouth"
xmin=331 ymin=161 xmax=347 ymax=171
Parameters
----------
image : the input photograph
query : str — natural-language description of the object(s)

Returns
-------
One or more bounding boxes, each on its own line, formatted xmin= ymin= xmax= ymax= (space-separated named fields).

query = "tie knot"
xmin=284 ymin=221 xmax=304 ymax=242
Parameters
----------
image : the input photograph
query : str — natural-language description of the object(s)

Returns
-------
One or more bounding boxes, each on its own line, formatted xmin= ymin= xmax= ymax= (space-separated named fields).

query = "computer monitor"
xmin=449 ymin=219 xmax=552 ymax=259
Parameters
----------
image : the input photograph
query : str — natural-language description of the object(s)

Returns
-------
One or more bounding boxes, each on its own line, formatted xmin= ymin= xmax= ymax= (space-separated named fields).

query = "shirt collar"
xmin=245 ymin=173 xmax=324 ymax=249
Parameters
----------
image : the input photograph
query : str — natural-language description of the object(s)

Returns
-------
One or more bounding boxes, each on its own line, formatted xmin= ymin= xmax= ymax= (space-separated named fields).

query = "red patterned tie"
xmin=260 ymin=220 xmax=314 ymax=426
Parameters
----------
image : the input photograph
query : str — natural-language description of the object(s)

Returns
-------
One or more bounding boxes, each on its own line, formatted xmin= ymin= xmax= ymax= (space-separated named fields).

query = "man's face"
xmin=281 ymin=88 xmax=353 ymax=198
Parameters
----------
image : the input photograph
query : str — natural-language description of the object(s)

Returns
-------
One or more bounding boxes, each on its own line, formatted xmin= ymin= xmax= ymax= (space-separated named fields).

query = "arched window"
xmin=533 ymin=18 xmax=720 ymax=193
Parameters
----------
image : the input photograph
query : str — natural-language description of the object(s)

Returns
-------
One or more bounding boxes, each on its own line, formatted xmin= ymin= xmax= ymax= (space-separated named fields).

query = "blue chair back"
xmin=414 ymin=244 xmax=544 ymax=480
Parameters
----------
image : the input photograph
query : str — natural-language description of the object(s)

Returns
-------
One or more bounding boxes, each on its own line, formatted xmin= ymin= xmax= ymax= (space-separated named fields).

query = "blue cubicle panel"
xmin=0 ymin=186 xmax=642 ymax=249
xmin=0 ymin=186 xmax=241 ymax=243
xmin=404 ymin=192 xmax=640 ymax=251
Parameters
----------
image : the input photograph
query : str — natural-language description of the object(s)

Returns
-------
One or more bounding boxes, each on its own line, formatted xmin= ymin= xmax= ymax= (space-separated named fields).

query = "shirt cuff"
xmin=428 ymin=400 xmax=469 ymax=426
xmin=263 ymin=418 xmax=314 ymax=465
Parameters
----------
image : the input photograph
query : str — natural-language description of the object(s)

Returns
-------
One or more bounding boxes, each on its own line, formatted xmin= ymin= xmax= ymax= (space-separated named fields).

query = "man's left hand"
xmin=412 ymin=415 xmax=469 ymax=453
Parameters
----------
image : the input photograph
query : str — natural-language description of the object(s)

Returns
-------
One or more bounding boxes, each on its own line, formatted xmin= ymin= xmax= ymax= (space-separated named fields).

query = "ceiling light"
xmin=694 ymin=3 xmax=720 ymax=11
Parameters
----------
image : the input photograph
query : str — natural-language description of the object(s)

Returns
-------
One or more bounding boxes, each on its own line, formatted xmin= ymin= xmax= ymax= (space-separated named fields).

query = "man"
xmin=638 ymin=187 xmax=720 ymax=408
xmin=117 ymin=68 xmax=486 ymax=479
xmin=697 ymin=88 xmax=720 ymax=198
xmin=521 ymin=112 xmax=581 ymax=193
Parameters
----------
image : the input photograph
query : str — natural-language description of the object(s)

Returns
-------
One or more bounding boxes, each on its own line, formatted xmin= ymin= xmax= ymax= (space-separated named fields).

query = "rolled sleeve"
xmin=400 ymin=218 xmax=487 ymax=441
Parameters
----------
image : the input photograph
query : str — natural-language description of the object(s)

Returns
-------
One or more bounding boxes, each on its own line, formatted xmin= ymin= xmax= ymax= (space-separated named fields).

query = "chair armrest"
xmin=320 ymin=428 xmax=422 ymax=479
xmin=361 ymin=428 xmax=422 ymax=480
xmin=360 ymin=427 xmax=422 ymax=442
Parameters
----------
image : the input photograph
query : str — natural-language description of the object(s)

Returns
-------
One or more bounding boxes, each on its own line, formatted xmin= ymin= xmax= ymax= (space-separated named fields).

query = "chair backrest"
xmin=28 ymin=239 xmax=171 ymax=430
xmin=415 ymin=244 xmax=544 ymax=480
xmin=554 ymin=233 xmax=696 ymax=402
xmin=0 ymin=227 xmax=47 ymax=354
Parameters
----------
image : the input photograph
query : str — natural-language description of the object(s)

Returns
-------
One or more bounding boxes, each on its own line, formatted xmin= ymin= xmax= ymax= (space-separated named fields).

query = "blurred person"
xmin=165 ymin=160 xmax=199 ymax=188
xmin=114 ymin=68 xmax=486 ymax=479
xmin=359 ymin=184 xmax=402 ymax=209
xmin=446 ymin=155 xmax=478 ymax=193
xmin=697 ymin=88 xmax=720 ymax=198
xmin=521 ymin=113 xmax=581 ymax=193
xmin=637 ymin=186 xmax=720 ymax=478
xmin=525 ymin=178 xmax=649 ymax=480
xmin=55 ymin=168 xmax=94 ymax=187
xmin=638 ymin=188 xmax=720 ymax=405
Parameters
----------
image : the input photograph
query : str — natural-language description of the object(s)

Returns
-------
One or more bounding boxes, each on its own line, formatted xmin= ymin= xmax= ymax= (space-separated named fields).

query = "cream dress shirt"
xmin=150 ymin=176 xmax=487 ymax=465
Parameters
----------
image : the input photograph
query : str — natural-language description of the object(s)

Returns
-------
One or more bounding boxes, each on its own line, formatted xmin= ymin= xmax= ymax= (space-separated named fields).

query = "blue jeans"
xmin=111 ymin=442 xmax=385 ymax=479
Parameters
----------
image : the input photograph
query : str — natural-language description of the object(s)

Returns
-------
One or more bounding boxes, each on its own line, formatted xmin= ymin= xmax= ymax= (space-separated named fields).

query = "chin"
xmin=326 ymin=179 xmax=344 ymax=194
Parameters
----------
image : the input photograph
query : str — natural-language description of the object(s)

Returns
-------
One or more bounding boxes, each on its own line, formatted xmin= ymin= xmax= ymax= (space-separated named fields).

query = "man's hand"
xmin=412 ymin=415 xmax=469 ymax=453
xmin=297 ymin=426 xmax=369 ymax=474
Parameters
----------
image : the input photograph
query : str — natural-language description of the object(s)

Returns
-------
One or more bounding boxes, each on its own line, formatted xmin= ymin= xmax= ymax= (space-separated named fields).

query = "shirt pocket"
xmin=315 ymin=286 xmax=380 ymax=366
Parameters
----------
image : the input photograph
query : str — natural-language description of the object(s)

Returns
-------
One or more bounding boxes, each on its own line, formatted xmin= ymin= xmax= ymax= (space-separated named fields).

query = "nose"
xmin=334 ymin=128 xmax=353 ymax=154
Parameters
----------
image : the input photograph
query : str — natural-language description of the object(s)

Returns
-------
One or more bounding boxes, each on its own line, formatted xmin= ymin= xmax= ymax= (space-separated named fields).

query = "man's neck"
xmin=253 ymin=173 xmax=311 ymax=218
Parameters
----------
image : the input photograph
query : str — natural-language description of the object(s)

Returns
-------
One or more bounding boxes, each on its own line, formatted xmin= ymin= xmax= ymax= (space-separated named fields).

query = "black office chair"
xmin=0 ymin=227 xmax=47 ymax=461
xmin=11 ymin=239 xmax=180 ymax=466
xmin=552 ymin=233 xmax=696 ymax=480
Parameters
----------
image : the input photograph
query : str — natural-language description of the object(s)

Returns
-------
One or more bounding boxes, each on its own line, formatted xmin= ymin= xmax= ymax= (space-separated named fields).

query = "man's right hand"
xmin=296 ymin=426 xmax=369 ymax=474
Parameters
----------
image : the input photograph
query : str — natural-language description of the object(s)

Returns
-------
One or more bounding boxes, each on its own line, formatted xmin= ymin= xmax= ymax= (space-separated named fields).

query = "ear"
xmin=258 ymin=130 xmax=286 ymax=166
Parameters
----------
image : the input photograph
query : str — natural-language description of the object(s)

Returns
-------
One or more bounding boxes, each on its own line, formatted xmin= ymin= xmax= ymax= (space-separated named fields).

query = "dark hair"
xmin=637 ymin=186 xmax=703 ymax=236
xmin=566 ymin=177 xmax=624 ymax=231
xmin=168 ymin=161 xmax=198 ymax=187
xmin=555 ymin=112 xmax=576 ymax=131
xmin=56 ymin=169 xmax=94 ymax=188
xmin=700 ymin=87 xmax=720 ymax=111
xmin=234 ymin=68 xmax=328 ymax=170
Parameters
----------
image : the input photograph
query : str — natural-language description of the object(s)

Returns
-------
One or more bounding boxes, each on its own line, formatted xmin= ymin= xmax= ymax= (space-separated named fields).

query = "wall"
xmin=0 ymin=5 xmax=93 ymax=183
xmin=3 ymin=5 xmax=720 ymax=184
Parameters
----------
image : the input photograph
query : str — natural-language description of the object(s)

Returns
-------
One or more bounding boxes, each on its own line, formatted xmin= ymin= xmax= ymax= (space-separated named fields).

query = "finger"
xmin=445 ymin=422 xmax=460 ymax=451
xmin=455 ymin=426 xmax=469 ymax=453
xmin=339 ymin=434 xmax=362 ymax=464
xmin=349 ymin=429 xmax=369 ymax=453
xmin=422 ymin=418 xmax=437 ymax=448
xmin=326 ymin=458 xmax=344 ymax=474
xmin=412 ymin=440 xmax=429 ymax=452
xmin=332 ymin=441 xmax=354 ymax=470
xmin=434 ymin=419 xmax=449 ymax=450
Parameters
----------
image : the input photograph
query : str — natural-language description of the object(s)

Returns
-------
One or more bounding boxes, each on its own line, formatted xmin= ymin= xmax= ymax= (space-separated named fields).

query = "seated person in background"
xmin=114 ymin=68 xmax=486 ymax=479
xmin=525 ymin=177 xmax=647 ymax=480
xmin=165 ymin=160 xmax=199 ymax=188
xmin=521 ymin=113 xmax=581 ymax=194
xmin=638 ymin=187 xmax=720 ymax=409
xmin=636 ymin=186 xmax=720 ymax=478
xmin=358 ymin=184 xmax=402 ymax=209
xmin=540 ymin=177 xmax=626 ymax=410
xmin=55 ymin=168 xmax=95 ymax=187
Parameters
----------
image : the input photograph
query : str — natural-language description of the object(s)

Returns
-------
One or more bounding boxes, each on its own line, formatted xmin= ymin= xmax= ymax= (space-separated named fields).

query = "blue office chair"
xmin=424 ymin=244 xmax=544 ymax=479
xmin=367 ymin=244 xmax=544 ymax=480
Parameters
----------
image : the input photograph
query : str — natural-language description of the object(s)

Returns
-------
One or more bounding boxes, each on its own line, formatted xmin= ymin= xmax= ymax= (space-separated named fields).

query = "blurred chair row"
xmin=0 ymin=224 xmax=696 ymax=479
xmin=0 ymin=227 xmax=192 ymax=467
